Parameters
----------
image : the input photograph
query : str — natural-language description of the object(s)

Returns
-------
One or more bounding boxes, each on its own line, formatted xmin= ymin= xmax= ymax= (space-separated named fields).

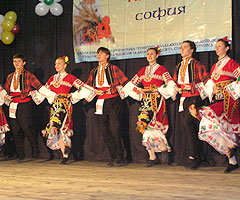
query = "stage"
xmin=0 ymin=159 xmax=239 ymax=200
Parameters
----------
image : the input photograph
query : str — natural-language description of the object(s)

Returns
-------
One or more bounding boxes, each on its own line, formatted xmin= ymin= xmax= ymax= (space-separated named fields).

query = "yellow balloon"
xmin=1 ymin=31 xmax=15 ymax=45
xmin=5 ymin=11 xmax=17 ymax=23
xmin=1 ymin=20 xmax=14 ymax=31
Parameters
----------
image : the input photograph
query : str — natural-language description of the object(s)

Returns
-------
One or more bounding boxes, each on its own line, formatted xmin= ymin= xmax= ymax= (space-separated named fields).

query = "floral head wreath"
xmin=222 ymin=36 xmax=232 ymax=45
xmin=62 ymin=56 xmax=70 ymax=64
xmin=154 ymin=46 xmax=161 ymax=55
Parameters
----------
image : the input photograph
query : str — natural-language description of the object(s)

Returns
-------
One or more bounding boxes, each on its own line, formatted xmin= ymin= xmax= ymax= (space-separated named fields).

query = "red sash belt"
xmin=180 ymin=84 xmax=199 ymax=97
xmin=10 ymin=92 xmax=31 ymax=103
xmin=97 ymin=87 xmax=118 ymax=99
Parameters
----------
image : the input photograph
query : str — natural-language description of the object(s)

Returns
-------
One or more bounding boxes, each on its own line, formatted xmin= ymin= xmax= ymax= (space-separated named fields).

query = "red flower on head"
xmin=222 ymin=36 xmax=232 ymax=44
xmin=62 ymin=56 xmax=70 ymax=64
xmin=154 ymin=46 xmax=161 ymax=55
xmin=97 ymin=16 xmax=112 ymax=39
xmin=222 ymin=36 xmax=228 ymax=41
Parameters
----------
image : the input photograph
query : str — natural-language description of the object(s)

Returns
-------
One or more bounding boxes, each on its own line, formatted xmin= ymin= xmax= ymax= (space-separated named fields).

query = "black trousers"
xmin=97 ymin=96 xmax=123 ymax=161
xmin=180 ymin=95 xmax=206 ymax=159
xmin=10 ymin=101 xmax=39 ymax=158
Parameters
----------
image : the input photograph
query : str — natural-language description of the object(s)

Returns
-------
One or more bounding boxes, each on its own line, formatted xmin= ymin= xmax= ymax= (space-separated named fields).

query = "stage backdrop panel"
xmin=73 ymin=0 xmax=232 ymax=62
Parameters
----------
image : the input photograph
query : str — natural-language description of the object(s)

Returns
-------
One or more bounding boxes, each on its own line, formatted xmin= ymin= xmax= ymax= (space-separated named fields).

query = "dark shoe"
xmin=191 ymin=159 xmax=203 ymax=170
xmin=186 ymin=156 xmax=199 ymax=169
xmin=107 ymin=160 xmax=114 ymax=167
xmin=229 ymin=147 xmax=238 ymax=158
xmin=113 ymin=159 xmax=127 ymax=167
xmin=224 ymin=164 xmax=239 ymax=173
xmin=61 ymin=157 xmax=69 ymax=164
xmin=146 ymin=158 xmax=158 ymax=167
xmin=18 ymin=158 xmax=25 ymax=163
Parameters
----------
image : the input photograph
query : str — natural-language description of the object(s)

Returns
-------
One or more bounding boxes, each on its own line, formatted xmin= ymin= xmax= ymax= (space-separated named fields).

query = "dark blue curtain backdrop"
xmin=0 ymin=0 xmax=239 ymax=165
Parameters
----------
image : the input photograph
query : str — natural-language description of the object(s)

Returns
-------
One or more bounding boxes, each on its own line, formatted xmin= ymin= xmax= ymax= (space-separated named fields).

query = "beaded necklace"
xmin=13 ymin=68 xmax=24 ymax=90
xmin=212 ymin=55 xmax=228 ymax=80
xmin=97 ymin=63 xmax=108 ymax=86
xmin=53 ymin=71 xmax=65 ymax=88
xmin=180 ymin=57 xmax=192 ymax=83
xmin=144 ymin=63 xmax=157 ymax=82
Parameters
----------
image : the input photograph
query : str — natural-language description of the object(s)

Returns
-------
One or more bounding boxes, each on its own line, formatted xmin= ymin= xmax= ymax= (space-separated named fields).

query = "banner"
xmin=73 ymin=0 xmax=232 ymax=63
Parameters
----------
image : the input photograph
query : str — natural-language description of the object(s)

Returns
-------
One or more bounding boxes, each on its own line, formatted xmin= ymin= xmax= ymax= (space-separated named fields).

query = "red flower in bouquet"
xmin=97 ymin=16 xmax=112 ymax=39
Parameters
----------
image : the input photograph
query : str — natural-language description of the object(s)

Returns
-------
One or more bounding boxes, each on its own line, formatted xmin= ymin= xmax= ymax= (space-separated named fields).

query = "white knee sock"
xmin=229 ymin=156 xmax=237 ymax=165
xmin=148 ymin=150 xmax=156 ymax=160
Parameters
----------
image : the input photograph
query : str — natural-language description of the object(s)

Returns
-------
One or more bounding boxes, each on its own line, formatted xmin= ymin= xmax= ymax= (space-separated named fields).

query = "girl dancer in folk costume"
xmin=0 ymin=85 xmax=10 ymax=146
xmin=198 ymin=38 xmax=240 ymax=173
xmin=31 ymin=56 xmax=96 ymax=163
xmin=122 ymin=47 xmax=176 ymax=167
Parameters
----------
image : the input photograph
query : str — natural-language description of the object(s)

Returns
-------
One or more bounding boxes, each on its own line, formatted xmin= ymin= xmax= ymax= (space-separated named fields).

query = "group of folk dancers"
xmin=0 ymin=38 xmax=239 ymax=173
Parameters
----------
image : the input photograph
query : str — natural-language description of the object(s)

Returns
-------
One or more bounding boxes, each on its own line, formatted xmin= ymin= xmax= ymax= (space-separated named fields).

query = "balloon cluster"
xmin=35 ymin=0 xmax=63 ymax=16
xmin=0 ymin=11 xmax=20 ymax=45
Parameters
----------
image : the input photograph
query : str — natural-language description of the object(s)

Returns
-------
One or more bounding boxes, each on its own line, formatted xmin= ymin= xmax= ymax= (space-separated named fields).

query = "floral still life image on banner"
xmin=73 ymin=0 xmax=115 ymax=46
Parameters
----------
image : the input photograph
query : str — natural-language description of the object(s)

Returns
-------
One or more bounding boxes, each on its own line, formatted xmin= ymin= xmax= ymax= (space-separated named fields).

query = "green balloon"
xmin=5 ymin=11 xmax=17 ymax=23
xmin=44 ymin=0 xmax=54 ymax=5
xmin=1 ymin=20 xmax=14 ymax=31
xmin=1 ymin=31 xmax=15 ymax=45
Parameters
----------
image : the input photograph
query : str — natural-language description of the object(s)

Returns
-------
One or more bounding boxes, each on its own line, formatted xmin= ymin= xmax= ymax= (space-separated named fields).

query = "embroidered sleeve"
xmin=121 ymin=81 xmax=142 ymax=101
xmin=73 ymin=78 xmax=84 ymax=91
xmin=158 ymin=80 xmax=177 ymax=100
xmin=131 ymin=74 xmax=141 ymax=85
xmin=131 ymin=67 xmax=145 ymax=86
xmin=162 ymin=72 xmax=172 ymax=84
xmin=226 ymin=81 xmax=240 ymax=100
xmin=0 ymin=85 xmax=7 ymax=105
xmin=233 ymin=66 xmax=240 ymax=79
xmin=226 ymin=64 xmax=240 ymax=100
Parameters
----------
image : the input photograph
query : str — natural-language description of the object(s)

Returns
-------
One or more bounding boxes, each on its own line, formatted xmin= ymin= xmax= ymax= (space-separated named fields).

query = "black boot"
xmin=191 ymin=158 xmax=203 ymax=170
xmin=146 ymin=158 xmax=158 ymax=167
xmin=61 ymin=157 xmax=69 ymax=164
xmin=224 ymin=164 xmax=239 ymax=173
xmin=186 ymin=156 xmax=202 ymax=170
xmin=113 ymin=157 xmax=127 ymax=166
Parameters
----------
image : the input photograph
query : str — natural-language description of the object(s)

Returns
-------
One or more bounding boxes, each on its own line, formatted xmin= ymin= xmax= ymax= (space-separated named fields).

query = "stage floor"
xmin=0 ymin=159 xmax=239 ymax=200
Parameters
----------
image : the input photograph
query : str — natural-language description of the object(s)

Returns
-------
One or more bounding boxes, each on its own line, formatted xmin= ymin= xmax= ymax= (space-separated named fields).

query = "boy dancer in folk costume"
xmin=122 ymin=47 xmax=177 ymax=167
xmin=173 ymin=41 xmax=210 ymax=169
xmin=198 ymin=38 xmax=240 ymax=173
xmin=31 ymin=56 xmax=96 ymax=164
xmin=4 ymin=53 xmax=56 ymax=162
xmin=86 ymin=47 xmax=128 ymax=166
xmin=0 ymin=85 xmax=10 ymax=146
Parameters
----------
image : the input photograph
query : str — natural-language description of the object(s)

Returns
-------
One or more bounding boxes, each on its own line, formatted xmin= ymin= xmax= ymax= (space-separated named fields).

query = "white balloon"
xmin=35 ymin=3 xmax=50 ymax=16
xmin=54 ymin=0 xmax=62 ymax=2
xmin=50 ymin=3 xmax=63 ymax=16
xmin=0 ymin=14 xmax=4 ymax=25
xmin=0 ymin=26 xmax=2 ymax=40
